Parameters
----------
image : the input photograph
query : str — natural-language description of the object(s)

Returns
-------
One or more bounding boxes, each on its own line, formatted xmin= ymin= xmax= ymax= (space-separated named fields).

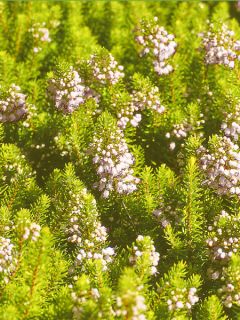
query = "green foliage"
xmin=0 ymin=1 xmax=240 ymax=319
xmin=199 ymin=295 xmax=228 ymax=320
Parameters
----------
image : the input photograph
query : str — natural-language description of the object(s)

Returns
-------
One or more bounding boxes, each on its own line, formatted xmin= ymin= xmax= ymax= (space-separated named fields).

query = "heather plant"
xmin=1 ymin=1 xmax=240 ymax=319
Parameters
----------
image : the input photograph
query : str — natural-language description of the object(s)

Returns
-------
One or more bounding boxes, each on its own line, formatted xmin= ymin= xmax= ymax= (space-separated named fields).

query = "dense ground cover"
xmin=1 ymin=1 xmax=240 ymax=319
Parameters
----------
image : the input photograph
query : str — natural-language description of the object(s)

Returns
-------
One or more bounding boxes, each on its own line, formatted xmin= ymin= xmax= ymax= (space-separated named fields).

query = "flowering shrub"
xmin=1 ymin=1 xmax=240 ymax=319
xmin=135 ymin=17 xmax=177 ymax=75
xmin=0 ymin=84 xmax=28 ymax=122
xmin=28 ymin=22 xmax=51 ymax=53
xmin=201 ymin=23 xmax=240 ymax=68
xmin=48 ymin=66 xmax=92 ymax=114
